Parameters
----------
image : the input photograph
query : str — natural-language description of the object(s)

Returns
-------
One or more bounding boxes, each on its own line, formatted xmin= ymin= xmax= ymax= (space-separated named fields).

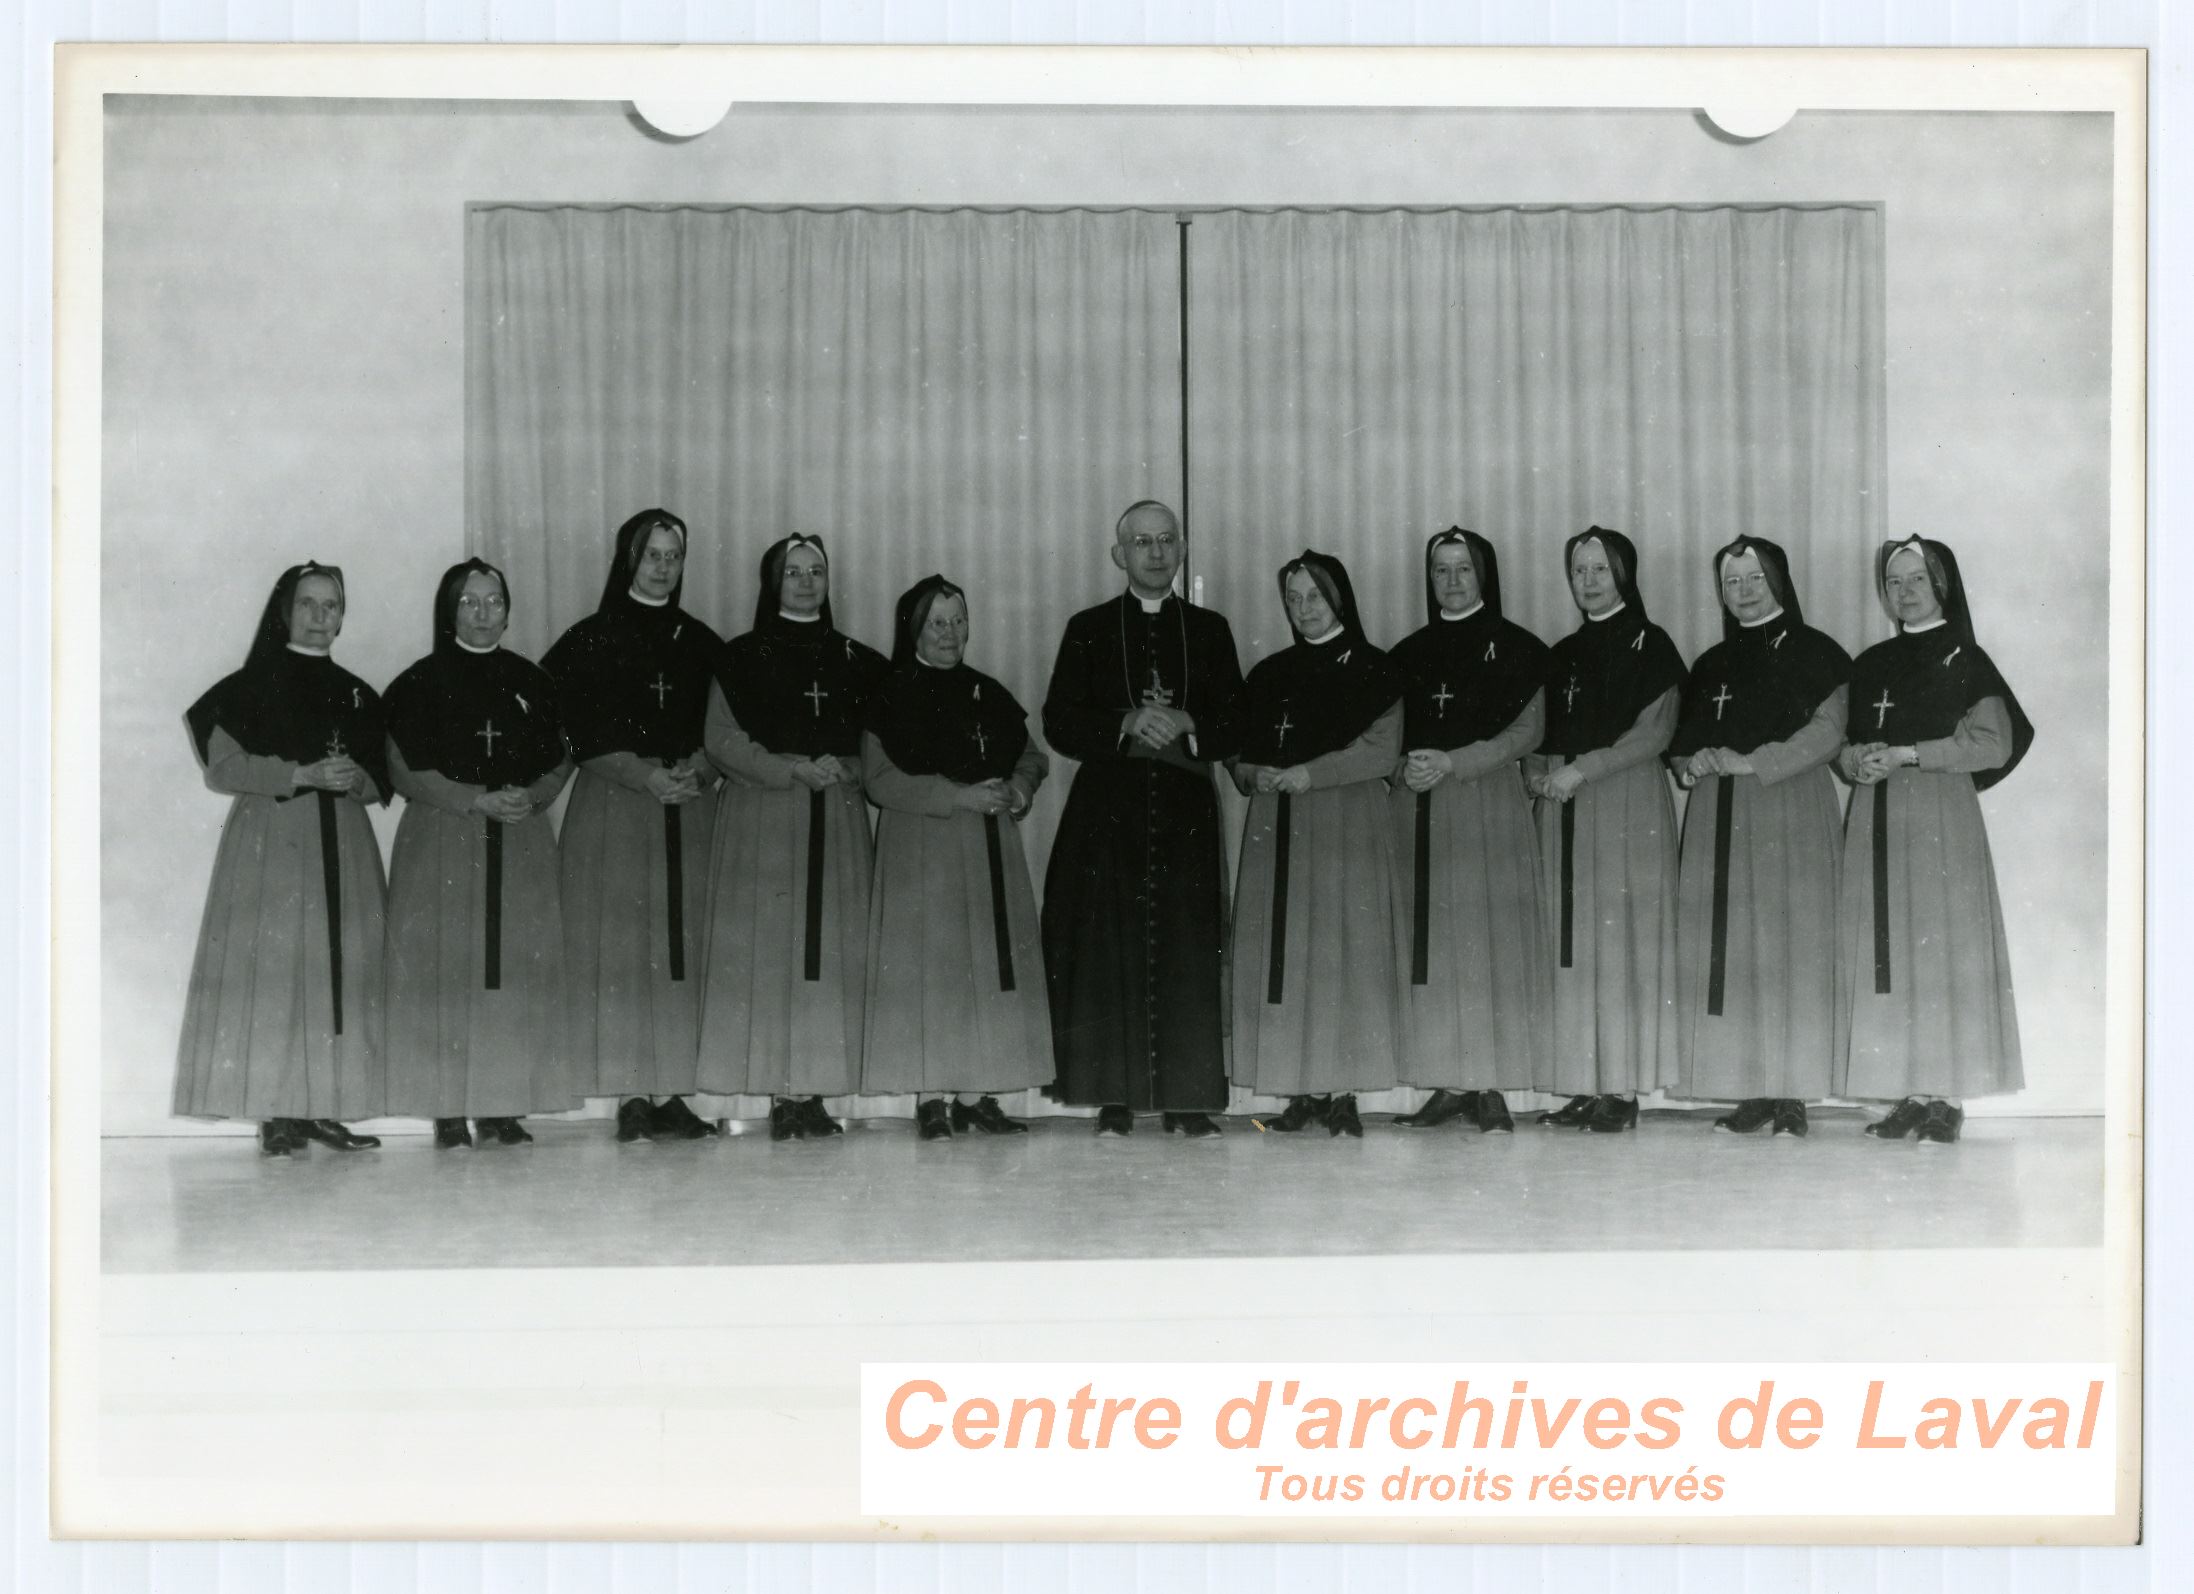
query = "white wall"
xmin=100 ymin=99 xmax=2116 ymax=1131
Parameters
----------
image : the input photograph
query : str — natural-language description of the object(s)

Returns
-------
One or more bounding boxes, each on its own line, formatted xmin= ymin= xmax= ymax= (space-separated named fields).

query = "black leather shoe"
xmin=1916 ymin=1099 xmax=1964 ymax=1145
xmin=1325 ymin=1094 xmax=1365 ymax=1138
xmin=1713 ymin=1098 xmax=1778 ymax=1135
xmin=483 ymin=1117 xmax=532 ymax=1146
xmin=433 ymin=1117 xmax=473 ymax=1150
xmin=1473 ymin=1090 xmax=1515 ymax=1135
xmin=1864 ymin=1097 xmax=1930 ymax=1140
xmin=301 ymin=1119 xmax=382 ymax=1151
xmin=1582 ymin=1095 xmax=1638 ymax=1134
xmin=952 ymin=1095 xmax=1029 ymax=1135
xmin=650 ymin=1095 xmax=720 ymax=1140
xmin=1537 ymin=1094 xmax=1594 ymax=1128
xmin=768 ymin=1099 xmax=803 ymax=1142
xmin=1264 ymin=1095 xmax=1328 ymax=1133
xmin=797 ymin=1095 xmax=844 ymax=1137
xmin=258 ymin=1121 xmax=297 ymax=1157
xmin=1163 ymin=1111 xmax=1222 ymax=1138
xmin=1396 ymin=1088 xmax=1472 ymax=1129
xmin=1771 ymin=1100 xmax=1810 ymax=1139
xmin=1094 ymin=1104 xmax=1134 ymax=1137
xmin=916 ymin=1098 xmax=955 ymax=1141
xmin=615 ymin=1097 xmax=654 ymax=1142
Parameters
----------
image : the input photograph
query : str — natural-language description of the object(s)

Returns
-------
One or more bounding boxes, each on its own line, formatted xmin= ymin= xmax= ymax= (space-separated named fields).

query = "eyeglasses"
xmin=1130 ymin=534 xmax=1179 ymax=553
xmin=457 ymin=595 xmax=508 ymax=617
xmin=1719 ymin=574 xmax=1770 ymax=592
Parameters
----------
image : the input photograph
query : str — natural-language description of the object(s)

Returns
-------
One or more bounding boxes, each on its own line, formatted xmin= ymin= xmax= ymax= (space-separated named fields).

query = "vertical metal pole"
xmin=1176 ymin=213 xmax=1193 ymax=602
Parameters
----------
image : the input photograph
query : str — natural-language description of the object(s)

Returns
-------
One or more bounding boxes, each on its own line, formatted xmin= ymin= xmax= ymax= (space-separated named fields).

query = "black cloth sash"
xmin=317 ymin=791 xmax=344 ymax=1035
xmin=484 ymin=819 xmax=503 ymax=991
xmin=1558 ymin=761 xmax=1576 ymax=970
xmin=665 ymin=795 xmax=685 ymax=983
xmin=803 ymin=787 xmax=828 ymax=982
xmin=982 ymin=813 xmax=1016 ymax=992
xmin=1872 ymin=780 xmax=1892 ymax=994
xmin=1266 ymin=793 xmax=1293 ymax=1004
xmin=1707 ymin=775 xmax=1734 ymax=1016
xmin=1410 ymin=790 xmax=1432 ymax=985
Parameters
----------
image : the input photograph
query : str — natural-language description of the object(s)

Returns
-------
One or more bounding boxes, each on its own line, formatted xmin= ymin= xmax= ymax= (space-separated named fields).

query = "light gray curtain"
xmin=1189 ymin=205 xmax=1886 ymax=667
xmin=467 ymin=201 xmax=1885 ymax=1120
xmin=1188 ymin=204 xmax=1885 ymax=1116
xmin=468 ymin=203 xmax=1182 ymax=1121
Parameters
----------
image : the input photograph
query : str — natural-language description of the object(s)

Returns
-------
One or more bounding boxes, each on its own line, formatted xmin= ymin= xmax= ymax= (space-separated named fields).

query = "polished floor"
xmin=101 ymin=1107 xmax=2101 ymax=1273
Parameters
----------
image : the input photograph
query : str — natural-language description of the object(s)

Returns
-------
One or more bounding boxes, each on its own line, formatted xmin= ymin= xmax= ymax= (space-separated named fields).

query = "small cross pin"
xmin=1431 ymin=682 xmax=1454 ymax=716
xmin=805 ymin=680 xmax=829 ymax=716
xmin=1712 ymin=684 xmax=1733 ymax=721
xmin=649 ymin=674 xmax=672 ymax=708
xmin=1564 ymin=677 xmax=1580 ymax=711
xmin=477 ymin=720 xmax=500 ymax=756
xmin=1872 ymin=689 xmax=1894 ymax=730
xmin=972 ymin=724 xmax=989 ymax=759
xmin=1274 ymin=711 xmax=1294 ymax=750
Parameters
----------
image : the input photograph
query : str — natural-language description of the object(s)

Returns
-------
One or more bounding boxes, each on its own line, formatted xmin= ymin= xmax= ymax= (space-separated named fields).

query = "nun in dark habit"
xmin=1666 ymin=536 xmax=1851 ymax=1139
xmin=1387 ymin=529 xmax=1553 ymax=1136
xmin=540 ymin=509 xmax=724 ymax=1143
xmin=175 ymin=561 xmax=390 ymax=1155
xmin=1834 ymin=537 xmax=2033 ymax=1145
xmin=1525 ymin=528 xmax=1686 ymax=1134
xmin=860 ymin=575 xmax=1054 ymax=1139
xmin=695 ymin=536 xmax=889 ymax=1141
xmin=1228 ymin=550 xmax=1406 ymax=1137
xmin=382 ymin=559 xmax=576 ymax=1148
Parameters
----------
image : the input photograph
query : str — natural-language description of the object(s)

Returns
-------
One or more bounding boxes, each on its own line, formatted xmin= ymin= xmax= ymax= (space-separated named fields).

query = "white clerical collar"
xmin=1585 ymin=600 xmax=1629 ymax=623
xmin=627 ymin=587 xmax=669 ymax=608
xmin=455 ymin=637 xmax=499 ymax=655
xmin=1129 ymin=590 xmax=1170 ymax=614
xmin=1902 ymin=617 xmax=1948 ymax=633
xmin=778 ymin=609 xmax=822 ymax=623
xmin=285 ymin=643 xmax=330 ymax=657
xmin=1739 ymin=607 xmax=1786 ymax=628
xmin=1304 ymin=624 xmax=1345 ymax=645
xmin=916 ymin=653 xmax=955 ymax=670
xmin=1439 ymin=600 xmax=1485 ymax=623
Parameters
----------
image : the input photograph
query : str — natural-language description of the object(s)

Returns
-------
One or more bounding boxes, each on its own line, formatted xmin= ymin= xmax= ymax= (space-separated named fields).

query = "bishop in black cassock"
xmin=1040 ymin=501 xmax=1246 ymax=1138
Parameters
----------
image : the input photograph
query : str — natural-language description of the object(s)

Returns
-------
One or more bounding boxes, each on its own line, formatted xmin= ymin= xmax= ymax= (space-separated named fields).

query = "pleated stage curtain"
xmin=1188 ymin=204 xmax=1885 ymax=1117
xmin=467 ymin=201 xmax=1884 ymax=1121
xmin=467 ymin=203 xmax=1182 ymax=1121
xmin=1188 ymin=205 xmax=1886 ymax=668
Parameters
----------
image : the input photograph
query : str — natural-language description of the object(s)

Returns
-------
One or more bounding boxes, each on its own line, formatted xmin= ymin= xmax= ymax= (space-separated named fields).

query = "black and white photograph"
xmin=48 ymin=39 xmax=2145 ymax=1548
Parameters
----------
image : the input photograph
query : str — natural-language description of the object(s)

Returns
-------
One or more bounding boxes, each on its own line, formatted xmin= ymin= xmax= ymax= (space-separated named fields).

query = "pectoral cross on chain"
xmin=805 ymin=680 xmax=829 ymax=717
xmin=1141 ymin=664 xmax=1174 ymax=708
xmin=1431 ymin=682 xmax=1454 ymax=717
xmin=649 ymin=673 xmax=672 ymax=709
xmin=1711 ymin=685 xmax=1733 ymax=721
xmin=477 ymin=720 xmax=500 ymax=756
xmin=1872 ymin=689 xmax=1895 ymax=731
xmin=1274 ymin=711 xmax=1294 ymax=751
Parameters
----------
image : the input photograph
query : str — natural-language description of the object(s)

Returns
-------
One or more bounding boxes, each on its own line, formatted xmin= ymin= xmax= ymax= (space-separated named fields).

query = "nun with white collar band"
xmin=695 ymin=535 xmax=889 ymax=1141
xmin=1387 ymin=528 xmax=1554 ymax=1137
xmin=1228 ymin=549 xmax=1407 ymax=1138
xmin=1525 ymin=527 xmax=1687 ymax=1135
xmin=383 ymin=558 xmax=576 ymax=1149
xmin=1666 ymin=535 xmax=1851 ymax=1140
xmin=1834 ymin=537 xmax=2033 ymax=1145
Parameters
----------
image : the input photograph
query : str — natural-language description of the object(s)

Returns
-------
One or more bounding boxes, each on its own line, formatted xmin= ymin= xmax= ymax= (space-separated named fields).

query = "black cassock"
xmin=1041 ymin=593 xmax=1246 ymax=1112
